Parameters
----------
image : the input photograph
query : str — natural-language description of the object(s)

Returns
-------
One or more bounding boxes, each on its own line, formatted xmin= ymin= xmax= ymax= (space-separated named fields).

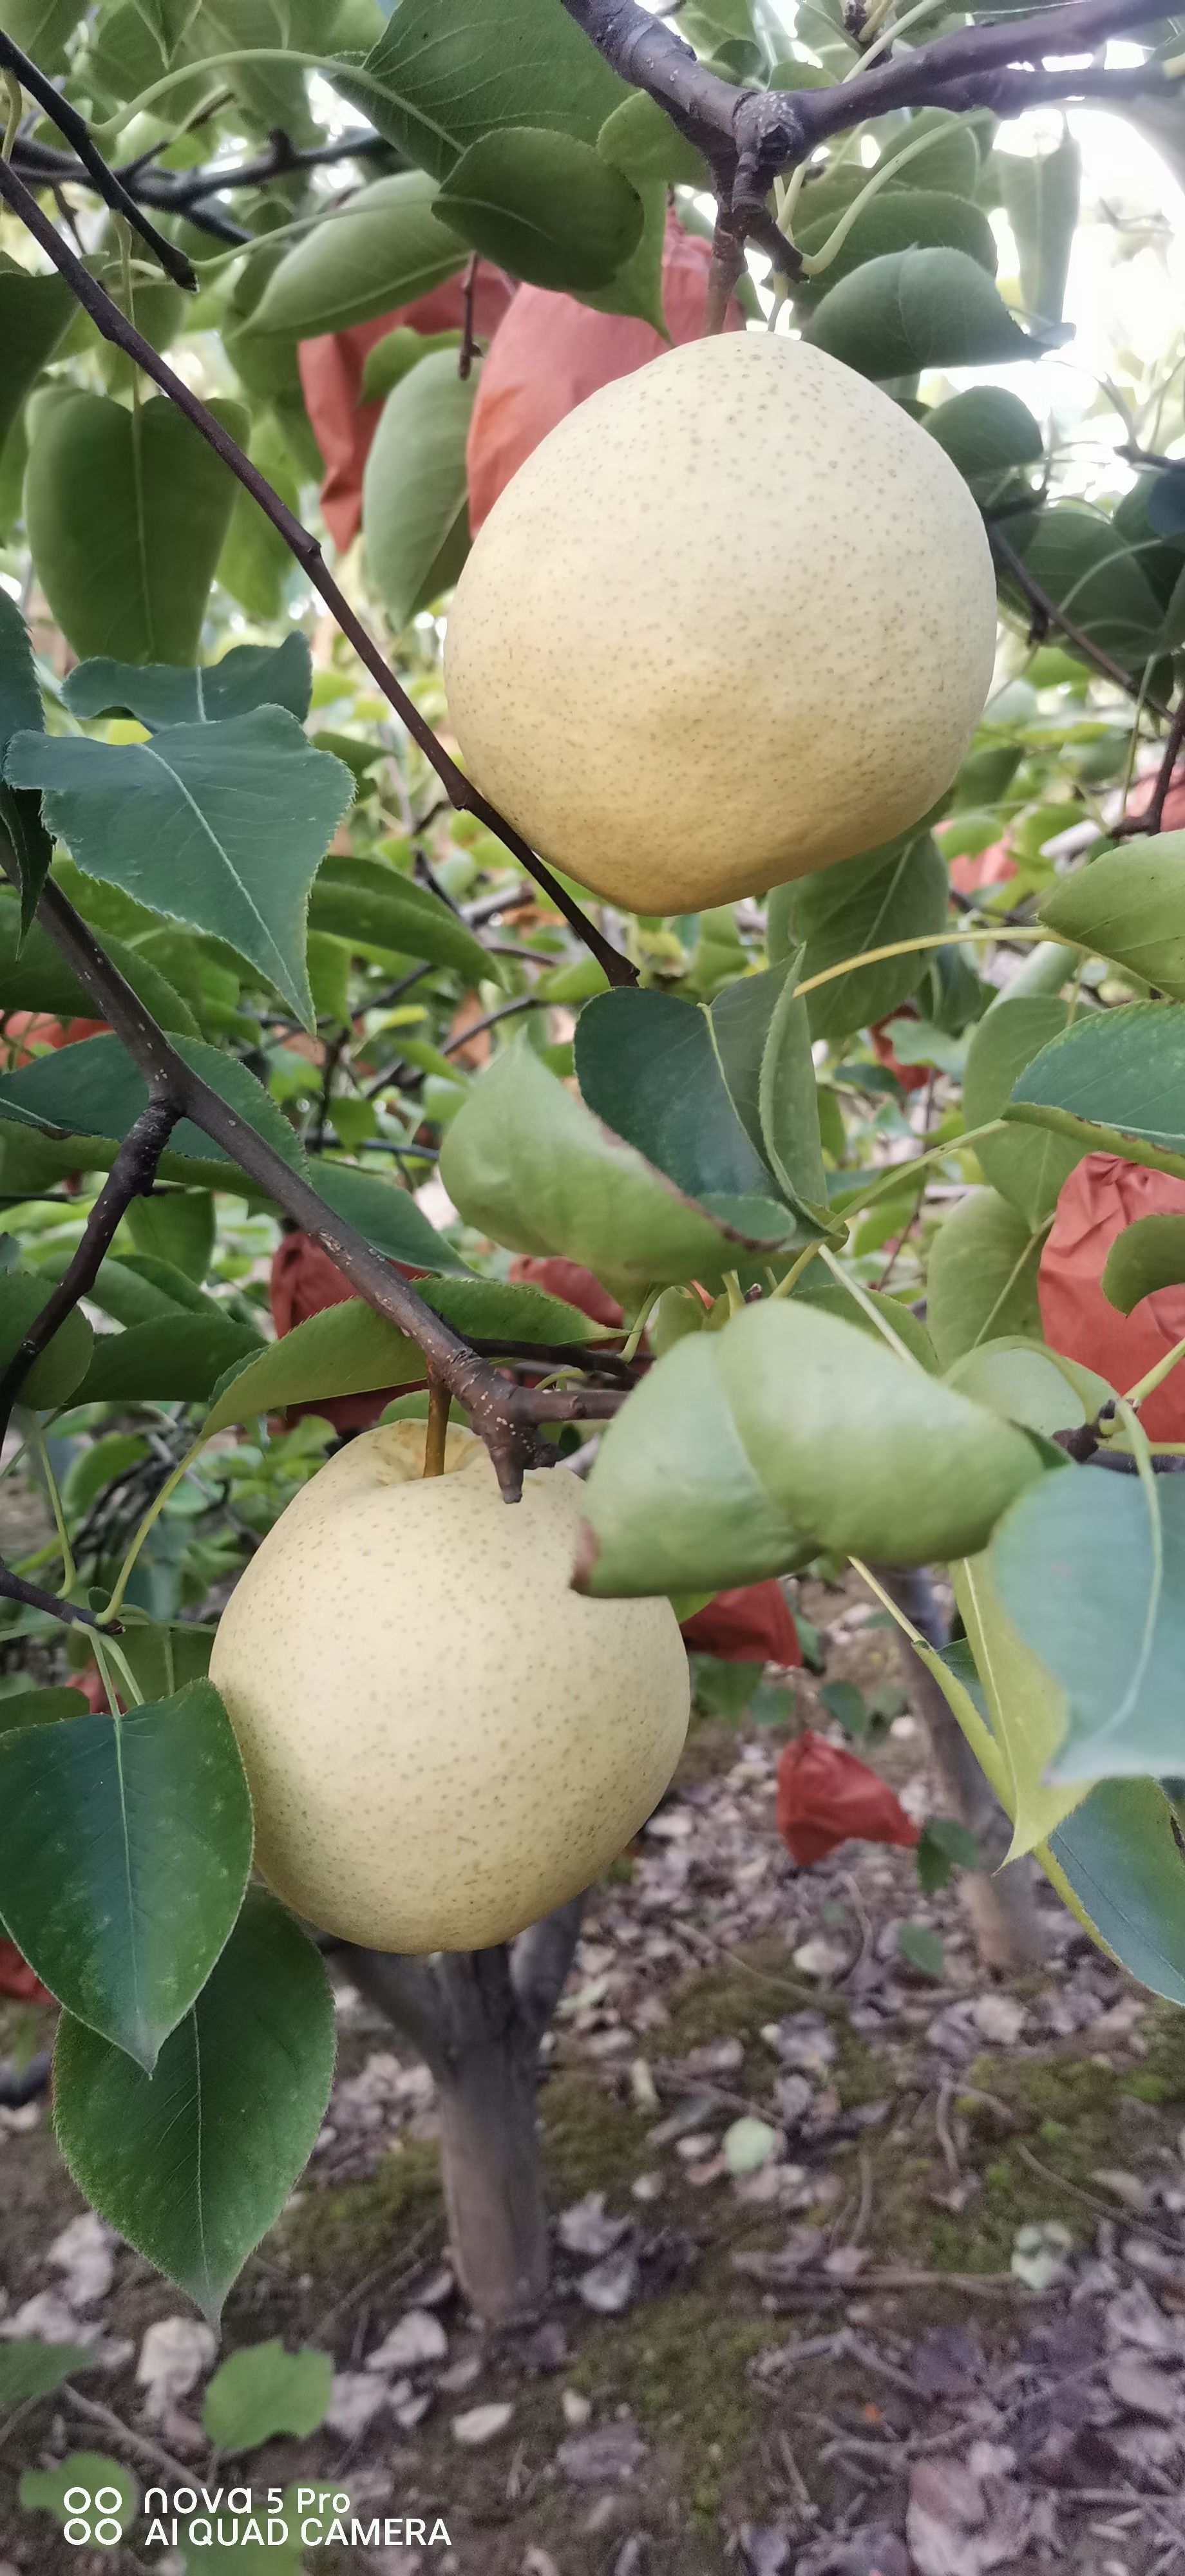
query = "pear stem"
xmin=423 ymin=1374 xmax=451 ymax=1479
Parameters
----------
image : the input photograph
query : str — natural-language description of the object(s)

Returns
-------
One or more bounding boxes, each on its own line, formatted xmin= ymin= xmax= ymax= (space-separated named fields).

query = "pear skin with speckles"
xmin=444 ymin=331 xmax=997 ymax=913
xmin=209 ymin=1425 xmax=689 ymax=1953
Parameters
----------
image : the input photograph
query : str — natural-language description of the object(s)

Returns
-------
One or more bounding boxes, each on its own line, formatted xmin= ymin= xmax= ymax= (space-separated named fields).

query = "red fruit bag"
xmin=681 ymin=1582 xmax=801 ymax=1667
xmin=1039 ymin=1152 xmax=1185 ymax=1439
xmin=299 ymin=267 xmax=515 ymax=552
xmin=2 ymin=1010 xmax=108 ymax=1065
xmin=776 ymin=1730 xmax=920 ymax=1866
xmin=947 ymin=838 xmax=1018 ymax=898
xmin=869 ymin=1011 xmax=930 ymax=1094
xmin=466 ymin=212 xmax=744 ymax=532
xmin=507 ymin=1253 xmax=624 ymax=1334
xmin=0 ymin=1937 xmax=52 ymax=2006
xmin=269 ymin=1231 xmax=425 ymax=1432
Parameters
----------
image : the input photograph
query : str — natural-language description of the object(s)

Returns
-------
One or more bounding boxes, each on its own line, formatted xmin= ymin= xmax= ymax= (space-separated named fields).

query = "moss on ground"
xmin=569 ymin=2293 xmax=771 ymax=2531
xmin=277 ymin=2137 xmax=444 ymax=2281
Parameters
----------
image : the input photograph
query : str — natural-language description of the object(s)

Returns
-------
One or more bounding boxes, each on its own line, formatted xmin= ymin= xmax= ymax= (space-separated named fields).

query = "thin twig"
xmin=459 ymin=252 xmax=480 ymax=381
xmin=0 ymin=32 xmax=196 ymax=286
xmin=1133 ymin=689 xmax=1185 ymax=833
xmin=990 ymin=523 xmax=1173 ymax=721
xmin=62 ymin=2386 xmax=193 ymax=2484
xmin=0 ymin=153 xmax=635 ymax=994
xmin=0 ymin=1560 xmax=120 ymax=1631
xmin=0 ymin=1093 xmax=178 ymax=1441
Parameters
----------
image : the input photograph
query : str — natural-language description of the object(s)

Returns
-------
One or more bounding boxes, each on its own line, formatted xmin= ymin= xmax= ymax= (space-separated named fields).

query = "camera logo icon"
xmin=63 ymin=2485 xmax=126 ymax=2546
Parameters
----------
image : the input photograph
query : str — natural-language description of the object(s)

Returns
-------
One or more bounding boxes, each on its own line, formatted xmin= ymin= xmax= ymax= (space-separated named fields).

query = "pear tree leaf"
xmin=362 ymin=351 xmax=477 ymax=629
xmin=53 ymin=1889 xmax=335 ymax=2325
xmin=202 ymin=2342 xmax=331 ymax=2452
xmin=62 ymin=635 xmax=313 ymax=728
xmin=309 ymin=852 xmax=488 ymax=981
xmin=0 ymin=1681 xmax=252 ymax=2071
xmin=962 ymin=994 xmax=1084 ymax=1224
xmin=0 ymin=1032 xmax=306 ymax=1176
xmin=1103 ymin=1213 xmax=1185 ymax=1314
xmin=579 ymin=1298 xmax=1045 ymax=1595
xmin=998 ymin=132 xmax=1080 ymax=328
xmin=708 ymin=960 xmax=830 ymax=1217
xmin=926 ymin=1187 xmax=1046 ymax=1366
xmin=5 ymin=714 xmax=354 ymax=1029
xmin=1037 ymin=836 xmax=1185 ymax=998
xmin=598 ymin=90 xmax=709 ymax=189
xmin=804 ymin=247 xmax=1037 ymax=379
xmin=0 ymin=590 xmax=54 ymax=933
xmin=0 ymin=255 xmax=75 ymax=451
xmin=251 ymin=171 xmax=467 ymax=337
xmin=575 ymin=988 xmax=775 ymax=1204
xmin=343 ymin=0 xmax=629 ymax=178
xmin=20 ymin=2451 xmax=136 ymax=2544
xmin=0 ymin=2343 xmax=96 ymax=2405
xmin=433 ymin=128 xmax=643 ymax=291
xmin=439 ymin=1037 xmax=805 ymax=1298
xmin=992 ymin=1466 xmax=1185 ymax=1783
xmin=73 ymin=1315 xmax=264 ymax=1405
xmin=1007 ymin=1002 xmax=1185 ymax=1181
xmin=951 ymin=1549 xmax=1088 ymax=1856
xmin=0 ymin=1270 xmax=93 ymax=1405
xmin=23 ymin=391 xmax=245 ymax=667
xmin=1050 ymin=1777 xmax=1185 ymax=2007
xmin=768 ymin=829 xmax=948 ymax=1043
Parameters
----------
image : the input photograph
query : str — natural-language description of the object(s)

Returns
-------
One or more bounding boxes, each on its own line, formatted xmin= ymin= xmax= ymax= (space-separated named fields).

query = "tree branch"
xmin=0 ymin=837 xmax=616 ymax=1496
xmin=510 ymin=1893 xmax=585 ymax=2041
xmin=559 ymin=0 xmax=1172 ymax=186
xmin=10 ymin=124 xmax=392 ymax=247
xmin=0 ymin=1093 xmax=180 ymax=1443
xmin=0 ymin=155 xmax=636 ymax=995
xmin=0 ymin=32 xmax=197 ymax=287
xmin=989 ymin=522 xmax=1172 ymax=721
xmin=0 ymin=1562 xmax=121 ymax=1633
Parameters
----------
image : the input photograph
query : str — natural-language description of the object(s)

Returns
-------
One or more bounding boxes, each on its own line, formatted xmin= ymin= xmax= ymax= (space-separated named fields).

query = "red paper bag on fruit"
xmin=465 ymin=212 xmax=744 ymax=532
xmin=776 ymin=1731 xmax=920 ymax=1866
xmin=299 ymin=267 xmax=514 ymax=551
xmin=1039 ymin=1153 xmax=1185 ymax=1439
xmin=681 ymin=1583 xmax=801 ymax=1667
xmin=0 ymin=1937 xmax=52 ymax=2005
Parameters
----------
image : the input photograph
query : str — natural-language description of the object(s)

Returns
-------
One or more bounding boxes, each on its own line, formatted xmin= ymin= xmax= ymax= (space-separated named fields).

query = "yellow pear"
xmin=209 ymin=1424 xmax=689 ymax=1952
xmin=444 ymin=332 xmax=997 ymax=914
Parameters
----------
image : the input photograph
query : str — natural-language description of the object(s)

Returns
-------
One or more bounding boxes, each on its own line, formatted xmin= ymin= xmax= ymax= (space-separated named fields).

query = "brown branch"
xmin=0 ymin=31 xmax=197 ymax=287
xmin=0 ymin=838 xmax=600 ymax=1498
xmin=989 ymin=522 xmax=1172 ymax=721
xmin=0 ymin=1562 xmax=120 ymax=1633
xmin=559 ymin=0 xmax=1171 ymax=184
xmin=459 ymin=252 xmax=481 ymax=381
xmin=0 ymin=1093 xmax=180 ymax=1443
xmin=1134 ymin=690 xmax=1185 ymax=833
xmin=0 ymin=155 xmax=636 ymax=994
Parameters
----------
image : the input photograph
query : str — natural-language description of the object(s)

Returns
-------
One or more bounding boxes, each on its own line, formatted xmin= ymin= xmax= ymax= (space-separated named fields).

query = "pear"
xmin=444 ymin=332 xmax=997 ymax=914
xmin=209 ymin=1425 xmax=688 ymax=1952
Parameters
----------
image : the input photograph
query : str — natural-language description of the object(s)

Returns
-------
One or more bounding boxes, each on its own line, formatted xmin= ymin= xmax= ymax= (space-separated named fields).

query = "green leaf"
xmin=75 ymin=1314 xmax=263 ymax=1405
xmin=439 ymin=1037 xmax=802 ymax=1298
xmin=252 ymin=171 xmax=467 ymax=337
xmin=795 ymin=190 xmax=998 ymax=303
xmin=1050 ymin=1777 xmax=1185 ymax=2007
xmin=0 ymin=2342 xmax=95 ymax=2406
xmin=1007 ymin=1002 xmax=1185 ymax=1182
xmin=345 ymin=0 xmax=628 ymax=179
xmin=926 ymin=1188 xmax=1045 ymax=1367
xmin=962 ymin=994 xmax=1083 ymax=1224
xmin=62 ymin=1433 xmax=149 ymax=1520
xmin=0 ymin=1686 xmax=89 ymax=1733
xmin=998 ymin=133 xmax=1080 ymax=328
xmin=1008 ymin=507 xmax=1166 ymax=678
xmin=23 ymin=392 xmax=245 ymax=667
xmin=202 ymin=2342 xmax=330 ymax=2452
xmin=992 ymin=1468 xmax=1185 ymax=1783
xmin=1038 ymin=837 xmax=1185 ymax=998
xmin=126 ymin=1189 xmax=215 ymax=1282
xmin=794 ymin=1271 xmax=938 ymax=1372
xmin=361 ymin=324 xmax=463 ymax=401
xmin=217 ymin=417 xmax=301 ymax=625
xmin=309 ymin=1158 xmax=471 ymax=1274
xmin=598 ymin=91 xmax=709 ymax=189
xmin=580 ymin=1298 xmax=1045 ymax=1592
xmin=804 ymin=247 xmax=1035 ymax=379
xmin=916 ymin=1815 xmax=980 ymax=1891
xmin=770 ymin=829 xmax=947 ymax=1043
xmin=53 ymin=1889 xmax=335 ymax=2324
xmin=951 ymin=1550 xmax=1086 ymax=1855
xmin=0 ymin=0 xmax=85 ymax=68
xmin=7 ymin=714 xmax=353 ymax=1030
xmin=0 ymin=589 xmax=53 ymax=933
xmin=434 ymin=128 xmax=643 ymax=291
xmin=890 ymin=107 xmax=981 ymax=196
xmin=309 ymin=851 xmax=488 ymax=980
xmin=39 ymin=1251 xmax=222 ymax=1332
xmin=1103 ymin=1213 xmax=1185 ymax=1314
xmin=0 ymin=255 xmax=75 ymax=451
xmin=0 ymin=1016 xmax=310 ymax=1188
xmin=204 ymin=1276 xmax=606 ymax=1434
xmin=62 ymin=636 xmax=314 ymax=730
xmin=362 ymin=350 xmax=476 ymax=629
xmin=947 ymin=1336 xmax=1111 ymax=1439
xmin=898 ymin=1921 xmax=944 ymax=1978
xmin=574 ymin=989 xmax=776 ymax=1204
xmin=925 ymin=385 xmax=1043 ymax=502
xmin=709 ymin=963 xmax=830 ymax=1215
xmin=21 ymin=2452 xmax=137 ymax=2545
xmin=0 ymin=889 xmax=197 ymax=1037
xmin=99 ymin=1620 xmax=215 ymax=1706
xmin=0 ymin=1680 xmax=252 ymax=2072
xmin=0 ymin=1269 xmax=93 ymax=1405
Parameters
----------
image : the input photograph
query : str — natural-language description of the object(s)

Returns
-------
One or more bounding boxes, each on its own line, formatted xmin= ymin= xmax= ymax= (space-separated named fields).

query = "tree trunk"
xmin=343 ymin=1895 xmax=585 ymax=2324
xmin=878 ymin=1566 xmax=1050 ymax=1972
